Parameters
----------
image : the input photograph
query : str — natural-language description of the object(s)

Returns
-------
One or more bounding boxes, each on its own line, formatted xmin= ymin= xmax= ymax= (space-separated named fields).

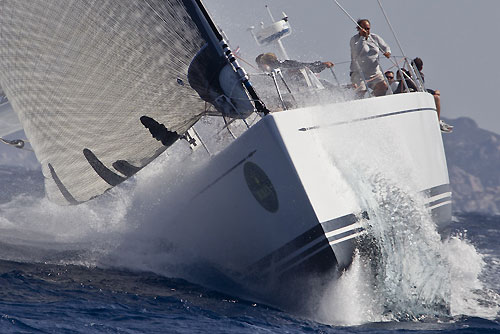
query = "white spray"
xmin=309 ymin=106 xmax=500 ymax=325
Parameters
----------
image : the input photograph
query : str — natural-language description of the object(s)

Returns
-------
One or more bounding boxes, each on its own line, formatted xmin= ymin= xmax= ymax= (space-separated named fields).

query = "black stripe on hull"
xmin=246 ymin=212 xmax=368 ymax=279
xmin=423 ymin=183 xmax=451 ymax=198
xmin=327 ymin=228 xmax=365 ymax=244
xmin=245 ymin=184 xmax=451 ymax=282
xmin=430 ymin=202 xmax=452 ymax=232
xmin=246 ymin=224 xmax=326 ymax=275
xmin=427 ymin=196 xmax=452 ymax=209
xmin=420 ymin=183 xmax=452 ymax=232
xmin=299 ymin=107 xmax=437 ymax=132
xmin=321 ymin=212 xmax=361 ymax=233
xmin=277 ymin=237 xmax=331 ymax=274
xmin=193 ymin=150 xmax=257 ymax=199
xmin=279 ymin=243 xmax=337 ymax=279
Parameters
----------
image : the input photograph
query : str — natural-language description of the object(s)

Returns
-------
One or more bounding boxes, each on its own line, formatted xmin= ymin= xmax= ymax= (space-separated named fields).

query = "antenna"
xmin=265 ymin=5 xmax=275 ymax=22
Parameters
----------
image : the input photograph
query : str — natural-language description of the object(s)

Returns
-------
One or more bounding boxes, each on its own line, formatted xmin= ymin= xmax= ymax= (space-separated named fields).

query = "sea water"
xmin=0 ymin=120 xmax=499 ymax=333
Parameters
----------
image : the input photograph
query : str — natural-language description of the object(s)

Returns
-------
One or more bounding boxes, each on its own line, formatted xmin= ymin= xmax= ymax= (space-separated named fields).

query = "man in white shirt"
xmin=350 ymin=19 xmax=391 ymax=97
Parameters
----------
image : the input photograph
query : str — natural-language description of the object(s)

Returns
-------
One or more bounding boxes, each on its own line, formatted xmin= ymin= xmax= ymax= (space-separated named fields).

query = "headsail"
xmin=0 ymin=0 xmax=257 ymax=204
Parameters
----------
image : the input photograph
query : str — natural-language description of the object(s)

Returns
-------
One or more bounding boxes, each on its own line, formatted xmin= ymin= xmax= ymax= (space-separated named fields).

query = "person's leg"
xmin=433 ymin=90 xmax=441 ymax=119
xmin=432 ymin=89 xmax=453 ymax=132
xmin=351 ymin=72 xmax=367 ymax=99
xmin=373 ymin=81 xmax=388 ymax=96
xmin=370 ymin=70 xmax=388 ymax=96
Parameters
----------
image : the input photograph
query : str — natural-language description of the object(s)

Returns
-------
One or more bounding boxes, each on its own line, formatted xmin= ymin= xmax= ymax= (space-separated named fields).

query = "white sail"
xmin=0 ymin=0 xmax=236 ymax=204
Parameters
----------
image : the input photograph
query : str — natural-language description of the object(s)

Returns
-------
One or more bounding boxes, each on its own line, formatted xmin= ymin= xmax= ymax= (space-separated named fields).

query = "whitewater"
xmin=0 ymin=116 xmax=499 ymax=333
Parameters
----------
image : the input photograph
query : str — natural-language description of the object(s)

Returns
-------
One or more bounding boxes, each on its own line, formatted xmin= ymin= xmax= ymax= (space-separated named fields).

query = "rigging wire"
xmin=234 ymin=54 xmax=260 ymax=72
xmin=376 ymin=0 xmax=405 ymax=62
xmin=376 ymin=0 xmax=424 ymax=91
xmin=332 ymin=0 xmax=398 ymax=70
xmin=331 ymin=0 xmax=359 ymax=29
xmin=331 ymin=0 xmax=411 ymax=93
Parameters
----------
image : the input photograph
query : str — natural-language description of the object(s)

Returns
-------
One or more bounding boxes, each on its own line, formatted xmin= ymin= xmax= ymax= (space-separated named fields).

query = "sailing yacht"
xmin=0 ymin=1 xmax=451 ymax=301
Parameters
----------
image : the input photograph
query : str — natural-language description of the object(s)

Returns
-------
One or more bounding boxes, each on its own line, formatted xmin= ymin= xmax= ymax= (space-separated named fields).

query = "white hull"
xmin=166 ymin=92 xmax=451 ymax=294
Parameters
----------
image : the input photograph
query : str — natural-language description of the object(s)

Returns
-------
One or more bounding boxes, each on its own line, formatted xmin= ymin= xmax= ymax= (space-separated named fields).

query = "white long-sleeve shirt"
xmin=350 ymin=33 xmax=391 ymax=75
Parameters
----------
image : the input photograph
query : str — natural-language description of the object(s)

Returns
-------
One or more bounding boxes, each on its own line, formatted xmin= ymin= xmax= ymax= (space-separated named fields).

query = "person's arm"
xmin=307 ymin=61 xmax=333 ymax=73
xmin=373 ymin=34 xmax=391 ymax=58
xmin=279 ymin=59 xmax=306 ymax=69
xmin=280 ymin=60 xmax=333 ymax=73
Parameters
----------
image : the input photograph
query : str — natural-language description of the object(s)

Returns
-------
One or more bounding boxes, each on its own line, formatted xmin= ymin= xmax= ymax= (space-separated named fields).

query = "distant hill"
xmin=442 ymin=117 xmax=500 ymax=215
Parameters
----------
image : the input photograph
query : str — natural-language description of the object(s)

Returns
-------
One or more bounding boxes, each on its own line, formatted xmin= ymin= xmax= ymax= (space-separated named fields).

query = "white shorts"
xmin=351 ymin=67 xmax=385 ymax=91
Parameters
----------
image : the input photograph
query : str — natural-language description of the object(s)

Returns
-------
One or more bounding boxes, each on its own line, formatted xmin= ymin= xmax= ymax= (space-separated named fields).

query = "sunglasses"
xmin=386 ymin=76 xmax=394 ymax=79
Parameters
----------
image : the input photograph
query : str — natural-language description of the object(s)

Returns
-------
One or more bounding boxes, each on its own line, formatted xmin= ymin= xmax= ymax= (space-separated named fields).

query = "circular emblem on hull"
xmin=243 ymin=162 xmax=279 ymax=213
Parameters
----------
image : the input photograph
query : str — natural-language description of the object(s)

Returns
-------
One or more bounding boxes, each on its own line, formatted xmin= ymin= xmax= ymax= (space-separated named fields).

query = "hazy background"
xmin=204 ymin=0 xmax=499 ymax=134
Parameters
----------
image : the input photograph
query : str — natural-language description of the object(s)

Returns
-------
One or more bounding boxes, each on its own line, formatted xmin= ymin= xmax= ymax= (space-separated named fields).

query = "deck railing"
xmin=248 ymin=55 xmax=426 ymax=112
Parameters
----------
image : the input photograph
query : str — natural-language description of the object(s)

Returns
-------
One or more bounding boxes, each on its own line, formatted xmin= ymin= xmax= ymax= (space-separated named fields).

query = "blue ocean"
xmin=0 ymin=165 xmax=499 ymax=334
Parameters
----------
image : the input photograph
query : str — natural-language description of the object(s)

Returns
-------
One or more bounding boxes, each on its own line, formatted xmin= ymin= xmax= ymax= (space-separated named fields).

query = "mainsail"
xmin=0 ymin=0 xmax=256 ymax=204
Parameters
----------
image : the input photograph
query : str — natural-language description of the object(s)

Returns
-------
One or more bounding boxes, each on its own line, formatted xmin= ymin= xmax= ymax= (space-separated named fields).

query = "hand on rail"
xmin=384 ymin=52 xmax=391 ymax=58
xmin=323 ymin=61 xmax=334 ymax=68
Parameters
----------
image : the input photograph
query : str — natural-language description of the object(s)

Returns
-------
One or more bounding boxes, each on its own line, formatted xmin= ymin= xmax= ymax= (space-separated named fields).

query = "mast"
xmin=188 ymin=0 xmax=269 ymax=114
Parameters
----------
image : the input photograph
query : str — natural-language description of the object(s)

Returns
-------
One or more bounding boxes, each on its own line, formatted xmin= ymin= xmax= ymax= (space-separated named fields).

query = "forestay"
xmin=0 ymin=0 xmax=242 ymax=204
